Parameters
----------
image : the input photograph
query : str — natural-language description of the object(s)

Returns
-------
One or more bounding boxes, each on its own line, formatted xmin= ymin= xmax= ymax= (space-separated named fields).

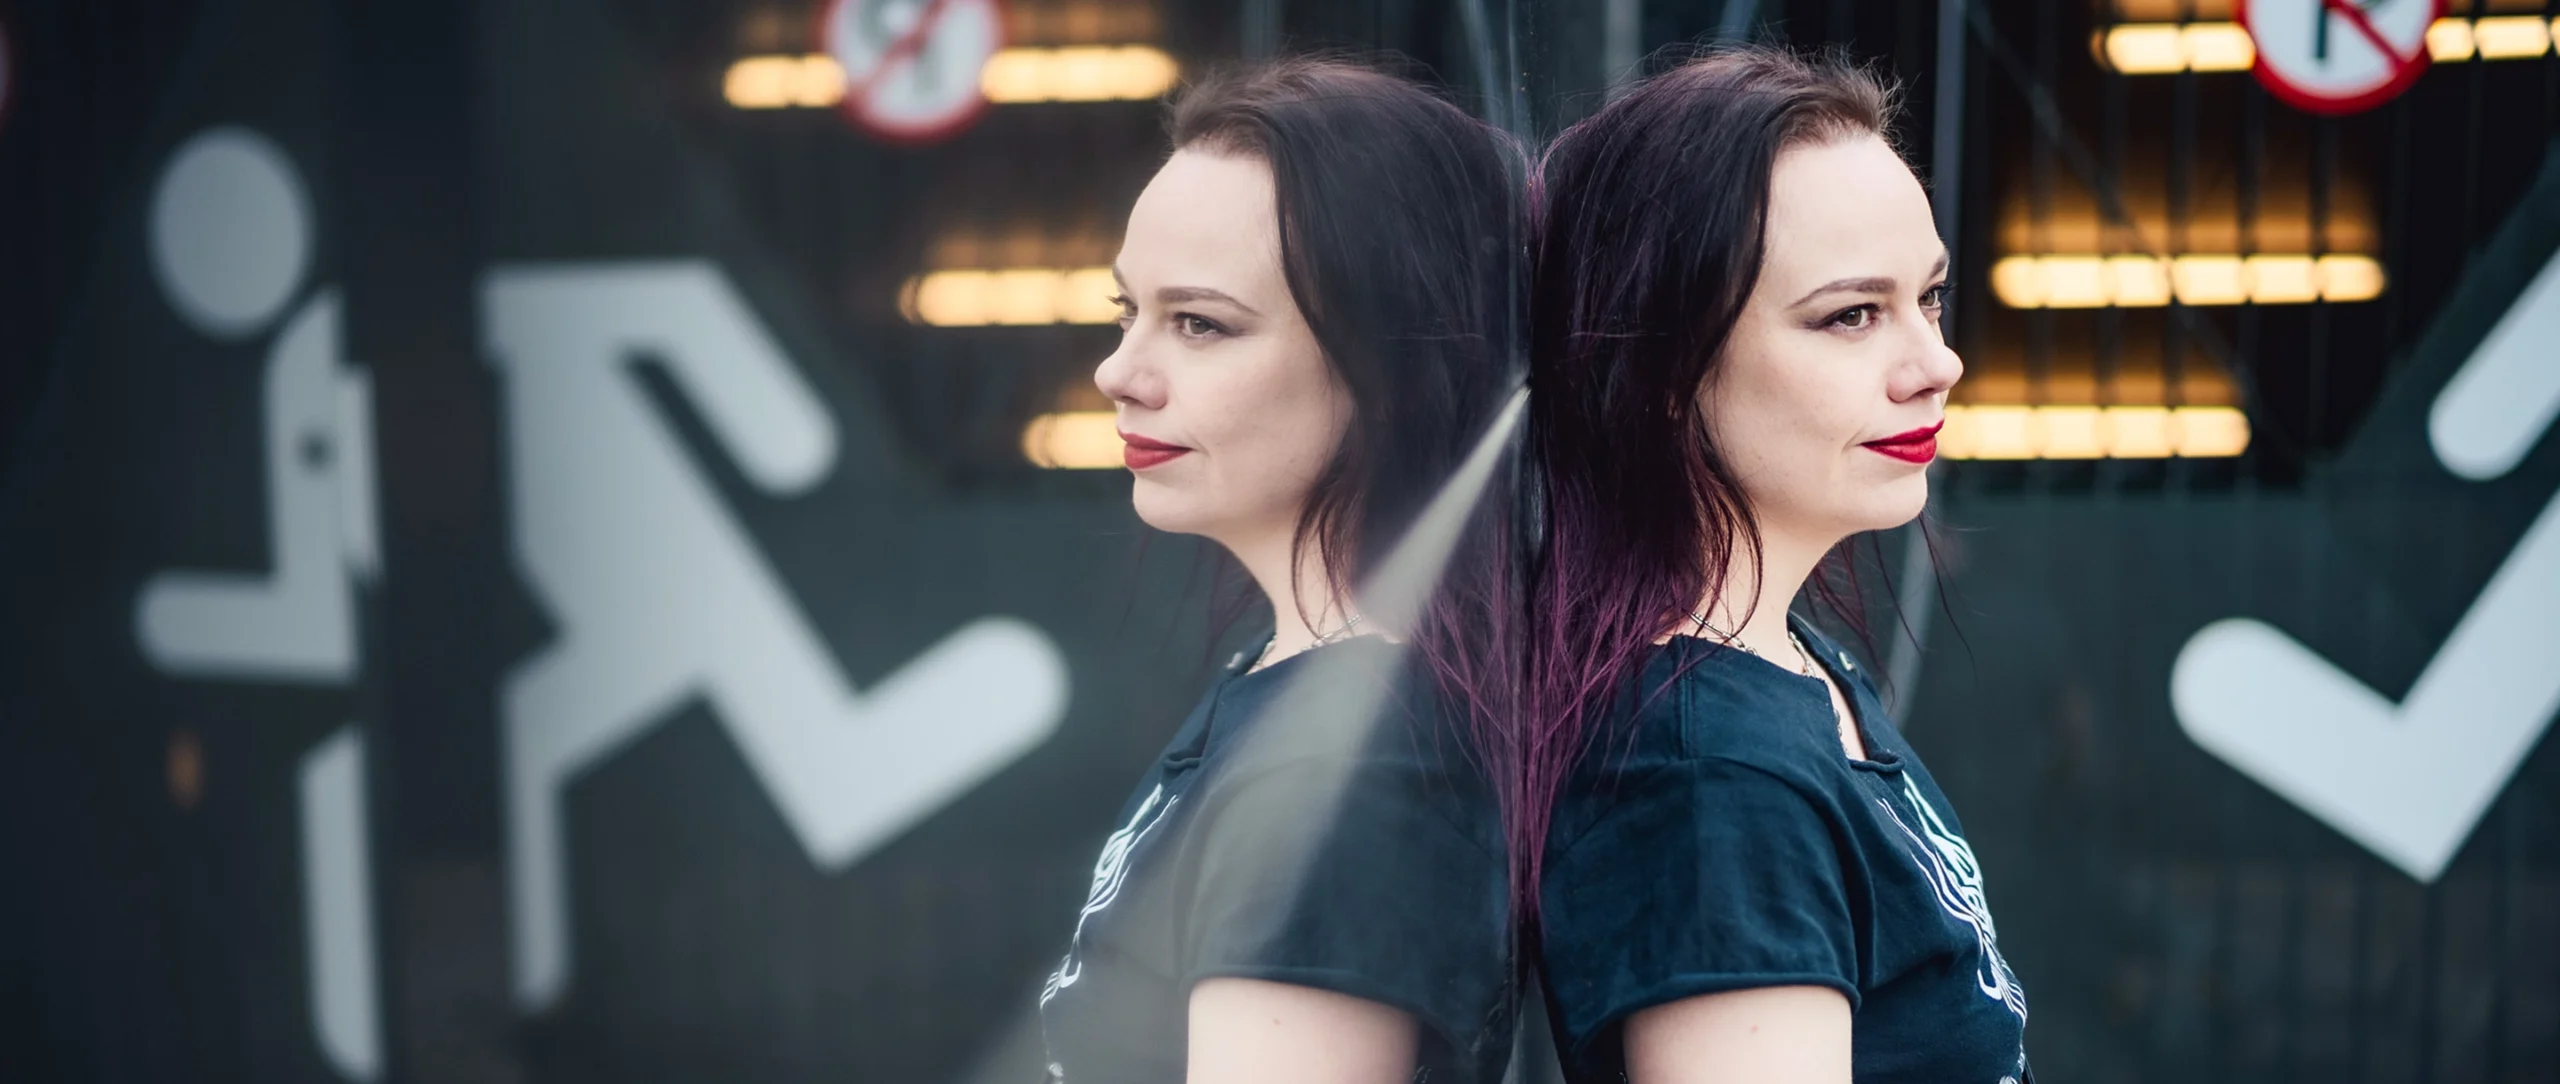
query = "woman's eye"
xmin=1175 ymin=314 xmax=1225 ymax=339
xmin=1108 ymin=294 xmax=1136 ymax=329
xmin=1830 ymin=305 xmax=1877 ymax=330
xmin=1921 ymin=283 xmax=1952 ymax=311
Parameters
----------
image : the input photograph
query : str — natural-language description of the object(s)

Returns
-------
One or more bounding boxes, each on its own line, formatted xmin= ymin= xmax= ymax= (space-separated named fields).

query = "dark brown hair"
xmin=1163 ymin=57 xmax=1528 ymax=766
xmin=1521 ymin=45 xmax=1900 ymax=909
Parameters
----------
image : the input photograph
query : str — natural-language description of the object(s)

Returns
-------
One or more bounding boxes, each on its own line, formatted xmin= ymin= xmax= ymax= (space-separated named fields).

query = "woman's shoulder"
xmin=1638 ymin=638 xmax=1861 ymax=782
xmin=1211 ymin=636 xmax=1496 ymax=789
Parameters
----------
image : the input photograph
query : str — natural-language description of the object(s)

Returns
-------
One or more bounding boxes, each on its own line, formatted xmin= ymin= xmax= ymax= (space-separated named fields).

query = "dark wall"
xmin=3 ymin=1 xmax=2555 ymax=1082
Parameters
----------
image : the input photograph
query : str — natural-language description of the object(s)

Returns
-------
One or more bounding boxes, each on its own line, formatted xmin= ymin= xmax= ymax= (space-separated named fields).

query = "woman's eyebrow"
xmin=1156 ymin=285 xmax=1261 ymax=317
xmin=1108 ymin=266 xmax=1261 ymax=316
xmin=1787 ymin=251 xmax=1953 ymax=307
xmin=1789 ymin=275 xmax=1895 ymax=307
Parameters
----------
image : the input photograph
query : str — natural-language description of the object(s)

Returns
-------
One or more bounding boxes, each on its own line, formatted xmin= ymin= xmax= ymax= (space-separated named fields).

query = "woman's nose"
xmin=1093 ymin=338 xmax=1165 ymax=410
xmin=1893 ymin=319 xmax=1964 ymax=403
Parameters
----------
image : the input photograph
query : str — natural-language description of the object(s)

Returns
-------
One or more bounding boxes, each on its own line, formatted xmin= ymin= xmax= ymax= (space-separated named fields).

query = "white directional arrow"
xmin=2431 ymin=248 xmax=2560 ymax=482
xmin=2172 ymin=246 xmax=2560 ymax=883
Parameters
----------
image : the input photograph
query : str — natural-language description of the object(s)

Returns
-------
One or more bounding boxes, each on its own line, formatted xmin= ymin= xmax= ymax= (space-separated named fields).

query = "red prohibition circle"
xmin=2237 ymin=0 xmax=2444 ymax=116
xmin=818 ymin=0 xmax=1007 ymax=146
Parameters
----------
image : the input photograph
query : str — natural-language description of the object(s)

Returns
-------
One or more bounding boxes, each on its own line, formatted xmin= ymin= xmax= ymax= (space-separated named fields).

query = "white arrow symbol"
xmin=2171 ymin=245 xmax=2560 ymax=882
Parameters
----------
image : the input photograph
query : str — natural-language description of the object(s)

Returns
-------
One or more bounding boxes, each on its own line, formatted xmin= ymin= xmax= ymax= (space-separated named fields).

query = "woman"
xmin=1035 ymin=58 xmax=1524 ymax=1084
xmin=1523 ymin=48 xmax=2026 ymax=1083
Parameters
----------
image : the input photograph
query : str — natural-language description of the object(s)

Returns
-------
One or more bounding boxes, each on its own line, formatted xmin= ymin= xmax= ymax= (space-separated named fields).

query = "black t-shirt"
xmin=1038 ymin=635 xmax=1516 ymax=1083
xmin=1538 ymin=617 xmax=2031 ymax=1084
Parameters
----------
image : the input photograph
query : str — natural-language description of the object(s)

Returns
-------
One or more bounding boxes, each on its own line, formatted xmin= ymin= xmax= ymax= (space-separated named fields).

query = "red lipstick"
xmin=1119 ymin=430 xmax=1191 ymax=471
xmin=1862 ymin=421 xmax=1942 ymax=465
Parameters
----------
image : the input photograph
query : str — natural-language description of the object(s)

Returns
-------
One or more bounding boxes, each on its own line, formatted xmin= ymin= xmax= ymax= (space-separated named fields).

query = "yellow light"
xmin=2429 ymin=17 xmax=2477 ymax=60
xmin=2099 ymin=22 xmax=2255 ymax=73
xmin=2104 ymin=24 xmax=2188 ymax=73
xmin=2315 ymin=255 xmax=2387 ymax=302
xmin=2109 ymin=254 xmax=2174 ymax=307
xmin=2472 ymin=15 xmax=2552 ymax=59
xmin=721 ymin=54 xmax=846 ymax=109
xmin=1990 ymin=258 xmax=2048 ymax=309
xmin=727 ymin=46 xmax=1177 ymax=110
xmin=2105 ymin=406 xmax=2177 ymax=458
xmin=1992 ymin=254 xmax=2386 ymax=307
xmin=1022 ymin=410 xmax=1124 ymax=469
xmin=2184 ymin=24 xmax=2256 ymax=71
xmin=2172 ymin=255 xmax=2248 ymax=305
xmin=2104 ymin=18 xmax=2548 ymax=74
xmin=1051 ymin=46 xmax=1122 ymax=100
xmin=724 ymin=56 xmax=800 ymax=109
xmin=2174 ymin=406 xmax=2253 ymax=457
xmin=789 ymin=54 xmax=848 ymax=107
xmin=2041 ymin=257 xmax=2112 ymax=308
xmin=981 ymin=45 xmax=1180 ymax=103
xmin=2246 ymin=254 xmax=2319 ymax=304
xmin=902 ymin=267 xmax=1121 ymax=326
xmin=985 ymin=269 xmax=1063 ymax=325
xmin=1949 ymin=406 xmax=2037 ymax=460
xmin=1056 ymin=267 xmax=1124 ymax=324
xmin=1941 ymin=405 xmax=2252 ymax=459
xmin=978 ymin=49 xmax=1048 ymax=101
xmin=2036 ymin=406 xmax=2109 ymax=459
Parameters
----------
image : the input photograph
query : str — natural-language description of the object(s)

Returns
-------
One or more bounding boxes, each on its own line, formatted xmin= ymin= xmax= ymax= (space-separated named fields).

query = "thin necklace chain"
xmin=1689 ymin=610 xmax=1817 ymax=678
xmin=1692 ymin=613 xmax=1855 ymax=747
xmin=1248 ymin=611 xmax=1365 ymax=672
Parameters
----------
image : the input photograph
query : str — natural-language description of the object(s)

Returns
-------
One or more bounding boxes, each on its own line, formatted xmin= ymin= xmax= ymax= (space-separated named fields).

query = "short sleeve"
xmin=1539 ymin=755 xmax=1860 ymax=1055
xmin=1178 ymin=752 xmax=1512 ymax=1062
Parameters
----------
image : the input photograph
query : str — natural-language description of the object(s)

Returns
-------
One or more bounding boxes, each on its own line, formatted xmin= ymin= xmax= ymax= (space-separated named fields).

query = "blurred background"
xmin=1 ymin=0 xmax=2555 ymax=1080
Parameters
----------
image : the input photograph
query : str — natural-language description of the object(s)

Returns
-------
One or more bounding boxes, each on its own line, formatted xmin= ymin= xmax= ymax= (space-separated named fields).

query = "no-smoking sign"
xmin=823 ymin=0 xmax=1007 ymax=144
xmin=2239 ymin=0 xmax=2445 ymax=115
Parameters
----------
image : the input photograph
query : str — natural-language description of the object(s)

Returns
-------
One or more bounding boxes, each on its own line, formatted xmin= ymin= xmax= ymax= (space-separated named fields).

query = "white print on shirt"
xmin=1876 ymin=774 xmax=2028 ymax=1025
xmin=1041 ymin=783 xmax=1181 ymax=1007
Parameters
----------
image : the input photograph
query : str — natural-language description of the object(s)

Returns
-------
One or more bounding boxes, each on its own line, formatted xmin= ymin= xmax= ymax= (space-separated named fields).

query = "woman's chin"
xmin=1129 ymin=485 xmax=1205 ymax=537
xmin=1866 ymin=477 xmax=1932 ymax=531
xmin=1831 ymin=476 xmax=1932 ymax=536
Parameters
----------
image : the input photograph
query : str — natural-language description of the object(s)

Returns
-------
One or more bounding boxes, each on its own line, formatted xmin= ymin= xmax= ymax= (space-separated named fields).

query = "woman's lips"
xmin=1119 ymin=431 xmax=1192 ymax=471
xmin=1862 ymin=421 xmax=1943 ymax=465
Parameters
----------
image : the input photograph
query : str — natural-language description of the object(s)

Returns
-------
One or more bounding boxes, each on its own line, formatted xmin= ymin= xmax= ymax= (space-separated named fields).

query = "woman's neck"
xmin=1228 ymin=527 xmax=1354 ymax=665
xmin=1691 ymin=522 xmax=1834 ymax=663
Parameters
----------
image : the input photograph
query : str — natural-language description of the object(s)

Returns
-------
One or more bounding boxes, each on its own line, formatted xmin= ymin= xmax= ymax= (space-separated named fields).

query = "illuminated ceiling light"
xmin=2470 ymin=15 xmax=2552 ymax=59
xmin=2428 ymin=17 xmax=2477 ymax=60
xmin=901 ymin=266 xmax=1121 ymax=326
xmin=724 ymin=55 xmax=802 ymax=109
xmin=727 ymin=46 xmax=1175 ymax=111
xmin=2429 ymin=16 xmax=2552 ymax=61
xmin=788 ymin=54 xmax=848 ymax=107
xmin=981 ymin=45 xmax=1180 ymax=103
xmin=1940 ymin=406 xmax=2031 ymax=460
xmin=2171 ymin=255 xmax=2249 ymax=305
xmin=2183 ymin=23 xmax=2257 ymax=71
xmin=2102 ymin=24 xmax=2187 ymax=73
xmin=1940 ymin=405 xmax=2251 ymax=460
xmin=723 ymin=54 xmax=848 ymax=109
xmin=2102 ymin=407 xmax=2178 ymax=459
xmin=2108 ymin=254 xmax=2174 ymax=306
xmin=2098 ymin=22 xmax=2256 ymax=73
xmin=2104 ymin=18 xmax=2545 ymax=73
xmin=2034 ymin=406 xmax=2110 ymax=459
xmin=1991 ymin=254 xmax=2386 ymax=307
xmin=2175 ymin=406 xmax=2253 ymax=457
xmin=1021 ymin=410 xmax=1124 ymax=469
